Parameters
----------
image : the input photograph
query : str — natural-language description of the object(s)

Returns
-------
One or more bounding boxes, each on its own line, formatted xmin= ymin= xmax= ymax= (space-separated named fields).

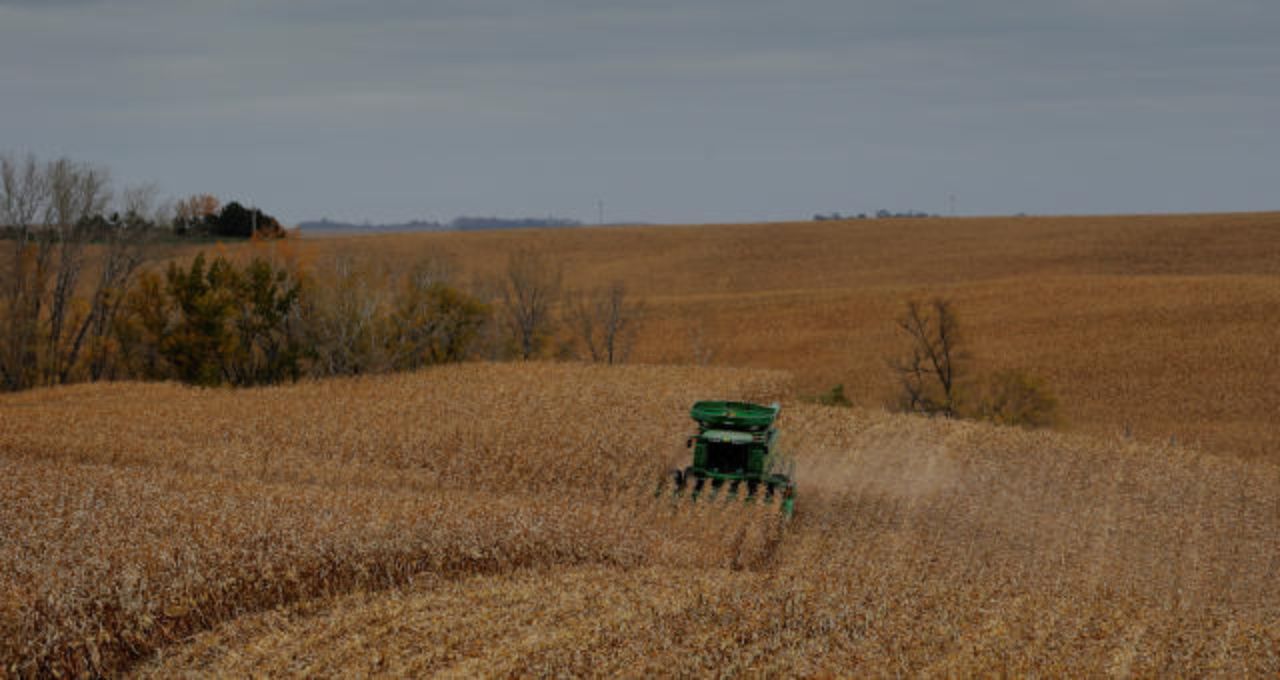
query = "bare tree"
xmin=73 ymin=185 xmax=158 ymax=381
xmin=172 ymin=193 xmax=219 ymax=235
xmin=297 ymin=254 xmax=391 ymax=376
xmin=0 ymin=153 xmax=152 ymax=389
xmin=889 ymin=297 xmax=966 ymax=418
xmin=0 ymin=153 xmax=50 ymax=390
xmin=567 ymin=281 xmax=644 ymax=364
xmin=0 ymin=155 xmax=99 ymax=389
xmin=496 ymin=249 xmax=561 ymax=360
xmin=43 ymin=158 xmax=111 ymax=382
xmin=403 ymin=251 xmax=457 ymax=292
xmin=386 ymin=258 xmax=487 ymax=370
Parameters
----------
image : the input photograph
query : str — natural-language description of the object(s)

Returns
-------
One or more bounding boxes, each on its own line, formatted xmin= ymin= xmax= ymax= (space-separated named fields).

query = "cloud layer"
xmin=2 ymin=0 xmax=1276 ymax=223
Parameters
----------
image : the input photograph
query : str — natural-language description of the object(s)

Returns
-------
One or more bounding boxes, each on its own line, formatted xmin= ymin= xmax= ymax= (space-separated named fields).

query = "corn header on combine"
xmin=662 ymin=400 xmax=796 ymax=516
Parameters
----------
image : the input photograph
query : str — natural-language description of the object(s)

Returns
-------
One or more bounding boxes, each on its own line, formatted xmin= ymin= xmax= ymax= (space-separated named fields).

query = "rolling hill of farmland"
xmin=5 ymin=212 xmax=1280 ymax=676
xmin=3 ymin=363 xmax=1279 ymax=676
xmin=227 ymin=211 xmax=1280 ymax=460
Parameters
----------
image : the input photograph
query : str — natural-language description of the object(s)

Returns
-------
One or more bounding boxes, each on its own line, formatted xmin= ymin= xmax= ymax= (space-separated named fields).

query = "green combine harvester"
xmin=664 ymin=400 xmax=796 ymax=516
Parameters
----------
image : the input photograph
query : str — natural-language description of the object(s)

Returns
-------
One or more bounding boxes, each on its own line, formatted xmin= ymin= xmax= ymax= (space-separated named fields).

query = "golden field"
xmin=269 ymin=212 xmax=1280 ymax=460
xmin=3 ymin=363 xmax=1280 ymax=676
xmin=5 ymin=212 xmax=1280 ymax=676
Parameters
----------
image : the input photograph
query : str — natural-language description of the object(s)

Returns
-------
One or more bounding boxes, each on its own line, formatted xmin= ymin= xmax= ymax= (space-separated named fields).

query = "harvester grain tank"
xmin=667 ymin=400 xmax=796 ymax=516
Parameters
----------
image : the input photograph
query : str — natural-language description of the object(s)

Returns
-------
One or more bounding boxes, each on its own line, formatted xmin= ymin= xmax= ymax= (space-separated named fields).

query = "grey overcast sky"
xmin=1 ymin=0 xmax=1277 ymax=225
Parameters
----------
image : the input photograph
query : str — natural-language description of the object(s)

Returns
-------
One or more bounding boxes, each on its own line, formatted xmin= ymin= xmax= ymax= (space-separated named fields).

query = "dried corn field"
xmin=266 ymin=211 xmax=1280 ymax=460
xmin=3 ymin=363 xmax=1280 ymax=676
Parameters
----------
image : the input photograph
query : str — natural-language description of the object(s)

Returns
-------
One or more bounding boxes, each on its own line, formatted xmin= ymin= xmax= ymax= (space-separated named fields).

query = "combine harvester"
xmin=664 ymin=400 xmax=796 ymax=516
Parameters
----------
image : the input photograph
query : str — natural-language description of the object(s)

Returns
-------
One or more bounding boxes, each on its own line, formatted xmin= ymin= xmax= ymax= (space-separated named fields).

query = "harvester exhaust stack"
xmin=664 ymin=400 xmax=796 ymax=516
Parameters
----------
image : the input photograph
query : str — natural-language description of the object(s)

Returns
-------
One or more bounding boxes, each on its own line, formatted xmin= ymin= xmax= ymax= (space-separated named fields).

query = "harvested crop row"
xmin=5 ymin=363 xmax=1280 ymax=676
xmin=144 ymin=398 xmax=1280 ymax=676
xmin=142 ymin=557 xmax=1280 ymax=676
xmin=0 ymin=364 xmax=789 ymax=677
xmin=0 ymin=458 xmax=653 ymax=676
xmin=0 ymin=363 xmax=791 ymax=495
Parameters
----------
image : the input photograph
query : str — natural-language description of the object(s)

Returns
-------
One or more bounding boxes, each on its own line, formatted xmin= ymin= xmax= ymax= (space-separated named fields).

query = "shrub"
xmin=116 ymin=253 xmax=303 ymax=386
xmin=386 ymin=277 xmax=489 ymax=369
xmin=970 ymin=368 xmax=1058 ymax=428
xmin=815 ymin=383 xmax=852 ymax=407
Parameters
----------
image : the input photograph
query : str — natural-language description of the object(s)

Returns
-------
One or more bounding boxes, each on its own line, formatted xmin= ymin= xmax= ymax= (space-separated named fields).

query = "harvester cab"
xmin=667 ymin=400 xmax=796 ymax=516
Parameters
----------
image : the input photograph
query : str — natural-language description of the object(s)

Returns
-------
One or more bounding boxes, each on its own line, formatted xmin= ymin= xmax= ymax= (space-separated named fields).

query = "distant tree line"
xmin=299 ymin=216 xmax=582 ymax=234
xmin=451 ymin=216 xmax=581 ymax=231
xmin=109 ymin=252 xmax=491 ymax=386
xmin=173 ymin=195 xmax=287 ymax=239
xmin=104 ymin=248 xmax=643 ymax=388
xmin=298 ymin=218 xmax=449 ymax=234
xmin=0 ymin=153 xmax=644 ymax=392
xmin=0 ymin=154 xmax=284 ymax=389
xmin=814 ymin=209 xmax=938 ymax=221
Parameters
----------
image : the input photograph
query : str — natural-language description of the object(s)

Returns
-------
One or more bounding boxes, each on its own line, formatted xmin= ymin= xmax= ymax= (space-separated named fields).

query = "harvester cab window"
xmin=705 ymin=441 xmax=748 ymax=473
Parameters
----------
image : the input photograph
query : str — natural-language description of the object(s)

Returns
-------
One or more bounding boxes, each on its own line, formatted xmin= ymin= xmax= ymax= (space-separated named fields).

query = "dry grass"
xmin=6 ymin=212 xmax=1280 ymax=675
xmin=4 ymin=363 xmax=1280 ymax=676
xmin=232 ymin=211 xmax=1280 ymax=460
xmin=0 ymin=365 xmax=789 ymax=677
